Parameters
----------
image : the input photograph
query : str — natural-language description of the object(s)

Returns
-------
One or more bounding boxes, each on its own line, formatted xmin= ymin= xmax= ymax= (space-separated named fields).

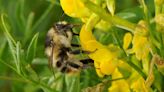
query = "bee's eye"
xmin=55 ymin=23 xmax=73 ymax=31
xmin=55 ymin=24 xmax=64 ymax=30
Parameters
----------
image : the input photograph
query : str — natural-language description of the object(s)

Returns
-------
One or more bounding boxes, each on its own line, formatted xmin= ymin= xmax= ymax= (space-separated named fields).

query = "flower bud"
xmin=123 ymin=32 xmax=133 ymax=50
xmin=155 ymin=14 xmax=164 ymax=27
xmin=135 ymin=20 xmax=149 ymax=37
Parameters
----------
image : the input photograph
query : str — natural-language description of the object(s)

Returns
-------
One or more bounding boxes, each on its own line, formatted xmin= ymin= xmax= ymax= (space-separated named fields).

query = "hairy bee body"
xmin=45 ymin=21 xmax=83 ymax=73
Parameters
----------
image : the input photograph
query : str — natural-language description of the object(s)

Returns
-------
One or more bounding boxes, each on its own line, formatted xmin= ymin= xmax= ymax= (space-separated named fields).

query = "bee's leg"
xmin=72 ymin=33 xmax=79 ymax=36
xmin=80 ymin=59 xmax=94 ymax=64
xmin=71 ymin=44 xmax=80 ymax=47
xmin=80 ymin=59 xmax=94 ymax=69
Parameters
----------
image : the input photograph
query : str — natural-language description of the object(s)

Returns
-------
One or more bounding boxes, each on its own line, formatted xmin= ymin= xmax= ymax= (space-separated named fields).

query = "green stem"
xmin=139 ymin=0 xmax=161 ymax=55
xmin=81 ymin=0 xmax=136 ymax=33
xmin=124 ymin=57 xmax=147 ymax=79
xmin=118 ymin=49 xmax=147 ymax=79
xmin=86 ymin=14 xmax=100 ymax=31
xmin=0 ymin=76 xmax=30 ymax=83
xmin=0 ymin=59 xmax=17 ymax=73
xmin=21 ymin=75 xmax=56 ymax=92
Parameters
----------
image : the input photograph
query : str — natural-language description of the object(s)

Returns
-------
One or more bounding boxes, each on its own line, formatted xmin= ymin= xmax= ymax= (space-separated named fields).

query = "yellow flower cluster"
xmin=60 ymin=1 xmax=149 ymax=91
xmin=60 ymin=0 xmax=121 ymax=77
xmin=80 ymin=25 xmax=120 ymax=77
xmin=109 ymin=61 xmax=149 ymax=92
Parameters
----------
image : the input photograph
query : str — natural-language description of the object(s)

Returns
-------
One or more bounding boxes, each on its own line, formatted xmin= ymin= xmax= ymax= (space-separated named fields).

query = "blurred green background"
xmin=0 ymin=0 xmax=155 ymax=92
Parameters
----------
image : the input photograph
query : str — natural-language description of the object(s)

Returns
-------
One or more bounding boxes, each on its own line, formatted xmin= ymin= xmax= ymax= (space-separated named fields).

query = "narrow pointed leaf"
xmin=106 ymin=0 xmax=115 ymax=16
xmin=26 ymin=33 xmax=39 ymax=63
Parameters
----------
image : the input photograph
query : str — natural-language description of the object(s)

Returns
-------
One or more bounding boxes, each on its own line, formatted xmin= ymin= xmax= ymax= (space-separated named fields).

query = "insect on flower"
xmin=45 ymin=21 xmax=93 ymax=73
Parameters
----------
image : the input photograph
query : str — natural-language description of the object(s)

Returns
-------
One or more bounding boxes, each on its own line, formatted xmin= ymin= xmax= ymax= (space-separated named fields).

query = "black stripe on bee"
xmin=58 ymin=47 xmax=70 ymax=60
xmin=68 ymin=62 xmax=81 ymax=69
xmin=56 ymin=61 xmax=62 ymax=67
xmin=61 ymin=66 xmax=67 ymax=73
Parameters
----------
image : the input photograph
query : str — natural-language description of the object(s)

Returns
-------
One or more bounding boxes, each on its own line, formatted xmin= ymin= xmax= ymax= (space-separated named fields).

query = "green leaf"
xmin=0 ymin=40 xmax=7 ymax=58
xmin=154 ymin=69 xmax=164 ymax=92
xmin=15 ymin=42 xmax=22 ymax=74
xmin=6 ymin=34 xmax=19 ymax=72
xmin=24 ymin=12 xmax=35 ymax=43
xmin=1 ymin=13 xmax=22 ymax=74
xmin=65 ymin=74 xmax=80 ymax=92
xmin=32 ymin=4 xmax=54 ymax=32
xmin=106 ymin=0 xmax=115 ymax=16
xmin=24 ymin=64 xmax=39 ymax=81
xmin=1 ymin=14 xmax=16 ymax=45
xmin=26 ymin=33 xmax=39 ymax=63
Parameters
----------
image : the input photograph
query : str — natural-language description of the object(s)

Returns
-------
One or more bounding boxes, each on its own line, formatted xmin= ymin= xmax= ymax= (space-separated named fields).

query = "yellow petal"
xmin=108 ymin=68 xmax=131 ymax=92
xmin=132 ymin=35 xmax=149 ymax=61
xmin=80 ymin=25 xmax=96 ymax=50
xmin=131 ymin=77 xmax=149 ymax=92
xmin=83 ymin=40 xmax=102 ymax=51
xmin=123 ymin=32 xmax=132 ymax=50
xmin=100 ymin=60 xmax=118 ymax=75
xmin=95 ymin=69 xmax=104 ymax=78
xmin=94 ymin=61 xmax=104 ymax=77
xmin=60 ymin=0 xmax=91 ymax=18
xmin=60 ymin=0 xmax=75 ymax=16
xmin=108 ymin=85 xmax=119 ymax=92
xmin=89 ymin=47 xmax=115 ymax=63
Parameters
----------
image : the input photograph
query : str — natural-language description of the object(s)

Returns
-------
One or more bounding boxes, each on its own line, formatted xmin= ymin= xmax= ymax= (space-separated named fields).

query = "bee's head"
xmin=54 ymin=21 xmax=73 ymax=31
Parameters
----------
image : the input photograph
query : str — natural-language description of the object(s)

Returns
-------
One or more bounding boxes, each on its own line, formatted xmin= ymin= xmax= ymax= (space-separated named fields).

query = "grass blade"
xmin=26 ymin=33 xmax=39 ymax=63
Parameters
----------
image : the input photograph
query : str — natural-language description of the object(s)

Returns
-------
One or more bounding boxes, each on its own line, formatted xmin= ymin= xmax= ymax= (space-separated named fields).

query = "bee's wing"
xmin=48 ymin=46 xmax=56 ymax=77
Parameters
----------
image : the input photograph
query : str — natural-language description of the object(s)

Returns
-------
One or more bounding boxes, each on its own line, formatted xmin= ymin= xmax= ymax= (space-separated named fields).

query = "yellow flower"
xmin=80 ymin=25 xmax=120 ymax=77
xmin=94 ymin=58 xmax=119 ymax=77
xmin=155 ymin=14 xmax=164 ymax=27
xmin=60 ymin=0 xmax=91 ymax=18
xmin=123 ymin=20 xmax=150 ymax=61
xmin=108 ymin=61 xmax=149 ymax=92
xmin=131 ymin=77 xmax=149 ymax=92
xmin=132 ymin=34 xmax=150 ymax=61
xmin=127 ymin=70 xmax=149 ymax=92
xmin=108 ymin=68 xmax=131 ymax=92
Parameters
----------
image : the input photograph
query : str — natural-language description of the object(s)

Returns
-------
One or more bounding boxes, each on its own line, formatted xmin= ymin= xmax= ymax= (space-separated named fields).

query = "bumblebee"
xmin=45 ymin=21 xmax=93 ymax=73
